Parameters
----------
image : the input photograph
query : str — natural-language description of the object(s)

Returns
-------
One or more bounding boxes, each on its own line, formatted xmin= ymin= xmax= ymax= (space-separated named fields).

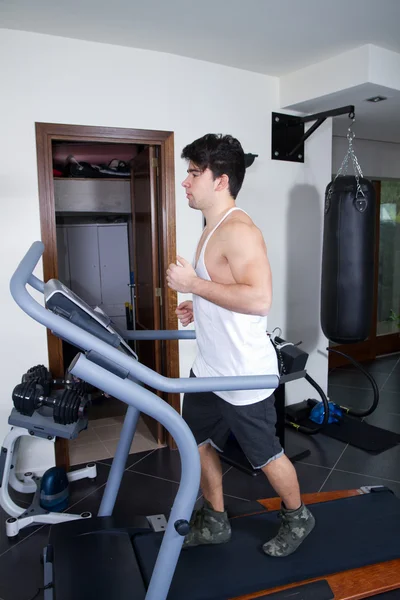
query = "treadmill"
xmin=10 ymin=242 xmax=400 ymax=600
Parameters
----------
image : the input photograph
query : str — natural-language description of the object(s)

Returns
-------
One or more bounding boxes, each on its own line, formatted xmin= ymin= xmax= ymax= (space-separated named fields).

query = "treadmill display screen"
xmin=44 ymin=279 xmax=137 ymax=358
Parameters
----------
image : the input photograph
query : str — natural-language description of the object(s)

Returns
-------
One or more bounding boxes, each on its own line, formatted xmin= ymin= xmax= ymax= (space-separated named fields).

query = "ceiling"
xmin=2 ymin=0 xmax=400 ymax=142
xmin=1 ymin=0 xmax=400 ymax=76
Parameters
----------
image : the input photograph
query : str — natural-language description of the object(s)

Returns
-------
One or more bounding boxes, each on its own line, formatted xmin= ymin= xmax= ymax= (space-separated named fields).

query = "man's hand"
xmin=176 ymin=300 xmax=194 ymax=327
xmin=166 ymin=256 xmax=197 ymax=293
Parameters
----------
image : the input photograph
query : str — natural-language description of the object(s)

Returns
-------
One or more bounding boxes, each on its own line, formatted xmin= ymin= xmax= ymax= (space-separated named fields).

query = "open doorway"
xmin=35 ymin=123 xmax=180 ymax=469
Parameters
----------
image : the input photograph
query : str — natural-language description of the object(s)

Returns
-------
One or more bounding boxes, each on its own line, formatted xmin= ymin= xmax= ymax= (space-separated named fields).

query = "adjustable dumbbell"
xmin=22 ymin=365 xmax=53 ymax=395
xmin=12 ymin=382 xmax=90 ymax=425
xmin=65 ymin=378 xmax=92 ymax=395
xmin=22 ymin=364 xmax=92 ymax=396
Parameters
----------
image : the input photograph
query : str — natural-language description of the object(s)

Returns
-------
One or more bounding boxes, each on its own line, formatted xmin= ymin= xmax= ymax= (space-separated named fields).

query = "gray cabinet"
xmin=57 ymin=223 xmax=131 ymax=330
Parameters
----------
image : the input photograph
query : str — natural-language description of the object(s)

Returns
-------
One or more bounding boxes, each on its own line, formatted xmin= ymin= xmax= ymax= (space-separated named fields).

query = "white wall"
xmin=0 ymin=28 xmax=332 ymax=471
xmin=280 ymin=45 xmax=400 ymax=111
xmin=333 ymin=136 xmax=400 ymax=179
xmin=280 ymin=45 xmax=371 ymax=109
xmin=368 ymin=46 xmax=400 ymax=91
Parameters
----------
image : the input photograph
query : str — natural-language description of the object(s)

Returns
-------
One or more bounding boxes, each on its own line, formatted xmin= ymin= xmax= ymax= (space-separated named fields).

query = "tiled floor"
xmin=69 ymin=415 xmax=161 ymax=465
xmin=0 ymin=353 xmax=399 ymax=600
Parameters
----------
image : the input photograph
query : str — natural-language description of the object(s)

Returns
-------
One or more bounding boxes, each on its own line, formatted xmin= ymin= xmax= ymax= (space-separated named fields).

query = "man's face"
xmin=181 ymin=162 xmax=217 ymax=211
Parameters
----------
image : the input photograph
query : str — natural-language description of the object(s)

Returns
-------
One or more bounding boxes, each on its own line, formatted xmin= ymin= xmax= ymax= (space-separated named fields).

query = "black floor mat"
xmin=298 ymin=415 xmax=400 ymax=453
xmin=133 ymin=489 xmax=400 ymax=600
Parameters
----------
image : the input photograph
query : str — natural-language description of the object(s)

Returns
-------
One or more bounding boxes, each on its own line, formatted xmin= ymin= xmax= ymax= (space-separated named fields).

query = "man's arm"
xmin=192 ymin=222 xmax=272 ymax=315
xmin=166 ymin=222 xmax=272 ymax=316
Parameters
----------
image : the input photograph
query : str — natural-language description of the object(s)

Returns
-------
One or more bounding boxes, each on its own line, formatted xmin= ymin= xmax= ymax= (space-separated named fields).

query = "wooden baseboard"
xmin=257 ymin=489 xmax=362 ymax=512
xmin=232 ymin=560 xmax=400 ymax=600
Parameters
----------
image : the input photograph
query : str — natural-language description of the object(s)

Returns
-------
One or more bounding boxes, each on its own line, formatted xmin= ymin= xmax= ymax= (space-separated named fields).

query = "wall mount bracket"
xmin=271 ymin=105 xmax=355 ymax=163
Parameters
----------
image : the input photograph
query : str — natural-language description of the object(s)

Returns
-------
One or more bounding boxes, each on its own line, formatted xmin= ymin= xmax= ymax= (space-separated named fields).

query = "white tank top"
xmin=192 ymin=207 xmax=279 ymax=405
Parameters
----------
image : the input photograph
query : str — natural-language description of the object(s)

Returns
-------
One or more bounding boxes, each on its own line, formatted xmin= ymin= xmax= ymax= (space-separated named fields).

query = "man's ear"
xmin=214 ymin=174 xmax=229 ymax=192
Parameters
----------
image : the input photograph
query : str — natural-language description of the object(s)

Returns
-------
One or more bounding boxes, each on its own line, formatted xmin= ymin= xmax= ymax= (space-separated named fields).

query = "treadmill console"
xmin=44 ymin=279 xmax=136 ymax=358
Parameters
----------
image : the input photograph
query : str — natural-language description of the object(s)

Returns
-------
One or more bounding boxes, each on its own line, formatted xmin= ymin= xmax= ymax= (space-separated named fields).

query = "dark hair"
xmin=181 ymin=134 xmax=245 ymax=199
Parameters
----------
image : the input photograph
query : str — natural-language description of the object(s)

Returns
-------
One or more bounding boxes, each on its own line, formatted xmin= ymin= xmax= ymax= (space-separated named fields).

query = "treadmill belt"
xmin=133 ymin=489 xmax=400 ymax=600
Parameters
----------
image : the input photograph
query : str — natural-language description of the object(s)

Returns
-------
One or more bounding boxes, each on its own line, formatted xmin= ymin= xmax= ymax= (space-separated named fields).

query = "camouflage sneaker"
xmin=182 ymin=500 xmax=231 ymax=549
xmin=262 ymin=503 xmax=315 ymax=557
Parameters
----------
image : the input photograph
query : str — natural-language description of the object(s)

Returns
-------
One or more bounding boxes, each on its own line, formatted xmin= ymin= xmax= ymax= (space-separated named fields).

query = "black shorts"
xmin=182 ymin=371 xmax=283 ymax=469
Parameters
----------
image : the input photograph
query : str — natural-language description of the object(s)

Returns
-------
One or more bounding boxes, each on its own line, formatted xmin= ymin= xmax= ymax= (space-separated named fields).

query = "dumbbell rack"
xmin=0 ymin=408 xmax=97 ymax=537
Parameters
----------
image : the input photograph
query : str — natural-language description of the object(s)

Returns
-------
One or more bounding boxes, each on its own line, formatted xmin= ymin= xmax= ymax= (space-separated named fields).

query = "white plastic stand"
xmin=0 ymin=426 xmax=97 ymax=537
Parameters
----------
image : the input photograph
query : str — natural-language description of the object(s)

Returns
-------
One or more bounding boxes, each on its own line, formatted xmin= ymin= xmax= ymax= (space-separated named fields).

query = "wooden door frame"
xmin=35 ymin=122 xmax=180 ymax=466
xmin=130 ymin=146 xmax=164 ymax=443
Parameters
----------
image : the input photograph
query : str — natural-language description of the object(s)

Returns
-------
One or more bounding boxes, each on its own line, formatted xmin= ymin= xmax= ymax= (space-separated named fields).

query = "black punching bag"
xmin=321 ymin=175 xmax=376 ymax=344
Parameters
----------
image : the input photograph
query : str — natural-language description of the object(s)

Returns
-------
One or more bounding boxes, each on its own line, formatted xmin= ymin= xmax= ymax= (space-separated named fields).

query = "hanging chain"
xmin=329 ymin=118 xmax=365 ymax=200
xmin=270 ymin=328 xmax=286 ymax=376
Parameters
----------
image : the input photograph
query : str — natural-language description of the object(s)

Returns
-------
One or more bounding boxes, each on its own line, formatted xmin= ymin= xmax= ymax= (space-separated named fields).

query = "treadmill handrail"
xmin=10 ymin=242 xmax=280 ymax=393
xmin=121 ymin=329 xmax=196 ymax=340
xmin=70 ymin=353 xmax=202 ymax=600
